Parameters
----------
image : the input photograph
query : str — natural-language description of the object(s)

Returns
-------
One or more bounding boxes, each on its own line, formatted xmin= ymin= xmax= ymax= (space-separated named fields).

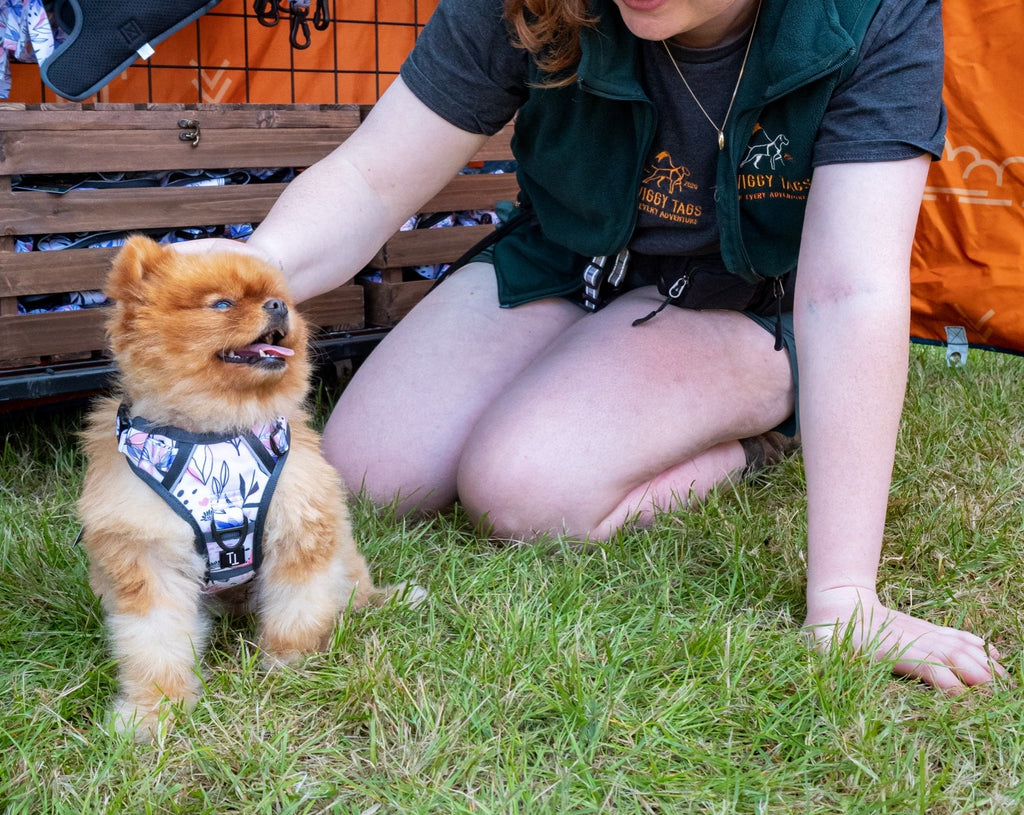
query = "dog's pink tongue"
xmin=239 ymin=343 xmax=294 ymax=358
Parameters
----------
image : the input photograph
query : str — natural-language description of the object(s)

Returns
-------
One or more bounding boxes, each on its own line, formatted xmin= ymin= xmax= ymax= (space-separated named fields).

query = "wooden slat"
xmin=0 ymin=308 xmax=107 ymax=359
xmin=1 ymin=175 xmax=517 ymax=239
xmin=360 ymin=279 xmax=433 ymax=327
xmin=0 ymin=123 xmax=509 ymax=181
xmin=370 ymin=224 xmax=497 ymax=268
xmin=0 ymin=184 xmax=285 ymax=235
xmin=0 ymin=128 xmax=353 ymax=175
xmin=0 ymin=104 xmax=360 ymax=131
xmin=418 ymin=173 xmax=520 ymax=214
xmin=298 ymin=286 xmax=365 ymax=330
xmin=0 ymin=287 xmax=365 ymax=362
xmin=0 ymin=248 xmax=116 ymax=297
xmin=473 ymin=125 xmax=515 ymax=162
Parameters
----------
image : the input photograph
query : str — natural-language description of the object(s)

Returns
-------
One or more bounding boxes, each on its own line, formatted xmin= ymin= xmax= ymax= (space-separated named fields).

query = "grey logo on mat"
xmin=119 ymin=19 xmax=145 ymax=46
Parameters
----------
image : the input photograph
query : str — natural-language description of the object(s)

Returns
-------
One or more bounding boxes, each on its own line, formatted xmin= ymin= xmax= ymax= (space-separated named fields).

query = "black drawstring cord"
xmin=632 ymin=274 xmax=690 ymax=327
xmin=772 ymin=277 xmax=785 ymax=351
xmin=631 ymin=296 xmax=672 ymax=327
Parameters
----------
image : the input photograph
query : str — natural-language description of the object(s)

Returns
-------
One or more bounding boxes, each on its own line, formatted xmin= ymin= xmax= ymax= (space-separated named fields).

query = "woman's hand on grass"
xmin=803 ymin=585 xmax=1009 ymax=693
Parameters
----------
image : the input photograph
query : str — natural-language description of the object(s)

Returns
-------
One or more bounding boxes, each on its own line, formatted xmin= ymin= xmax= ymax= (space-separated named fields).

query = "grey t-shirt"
xmin=400 ymin=0 xmax=945 ymax=260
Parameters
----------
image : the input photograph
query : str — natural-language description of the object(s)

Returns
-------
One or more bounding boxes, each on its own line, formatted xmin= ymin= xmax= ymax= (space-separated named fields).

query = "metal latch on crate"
xmin=178 ymin=119 xmax=201 ymax=147
xmin=945 ymin=325 xmax=968 ymax=367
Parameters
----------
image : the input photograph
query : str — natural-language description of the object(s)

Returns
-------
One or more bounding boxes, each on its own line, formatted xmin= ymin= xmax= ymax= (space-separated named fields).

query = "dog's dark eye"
xmin=210 ymin=299 xmax=234 ymax=311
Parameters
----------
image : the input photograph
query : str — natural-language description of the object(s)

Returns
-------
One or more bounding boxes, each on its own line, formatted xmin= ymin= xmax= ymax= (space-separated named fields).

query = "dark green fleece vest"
xmin=493 ymin=0 xmax=883 ymax=306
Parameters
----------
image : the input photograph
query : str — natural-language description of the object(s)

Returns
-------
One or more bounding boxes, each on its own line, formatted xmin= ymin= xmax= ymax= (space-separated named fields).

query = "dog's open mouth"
xmin=219 ymin=330 xmax=295 ymax=369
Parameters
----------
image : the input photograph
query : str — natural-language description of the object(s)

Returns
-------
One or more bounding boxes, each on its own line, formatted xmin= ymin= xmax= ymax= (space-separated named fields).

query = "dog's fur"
xmin=78 ymin=235 xmax=404 ymax=741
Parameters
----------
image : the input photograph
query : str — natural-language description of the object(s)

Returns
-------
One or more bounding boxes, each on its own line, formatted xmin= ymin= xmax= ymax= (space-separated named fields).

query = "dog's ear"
xmin=105 ymin=234 xmax=168 ymax=303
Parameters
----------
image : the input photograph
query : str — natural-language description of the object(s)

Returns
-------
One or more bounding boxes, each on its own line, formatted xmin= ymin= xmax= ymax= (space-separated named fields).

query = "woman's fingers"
xmin=804 ymin=603 xmax=1009 ymax=691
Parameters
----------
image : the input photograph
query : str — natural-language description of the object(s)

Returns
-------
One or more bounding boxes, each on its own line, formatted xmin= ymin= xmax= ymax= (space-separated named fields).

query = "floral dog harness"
xmin=115 ymin=404 xmax=290 ymax=592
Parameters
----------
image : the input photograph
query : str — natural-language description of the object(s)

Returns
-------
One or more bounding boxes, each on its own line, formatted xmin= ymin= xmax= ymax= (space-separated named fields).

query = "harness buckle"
xmin=210 ymin=516 xmax=250 ymax=569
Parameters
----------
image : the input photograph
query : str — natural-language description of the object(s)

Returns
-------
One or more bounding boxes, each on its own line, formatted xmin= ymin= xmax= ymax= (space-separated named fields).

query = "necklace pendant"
xmin=717 ymin=130 xmax=725 ymax=150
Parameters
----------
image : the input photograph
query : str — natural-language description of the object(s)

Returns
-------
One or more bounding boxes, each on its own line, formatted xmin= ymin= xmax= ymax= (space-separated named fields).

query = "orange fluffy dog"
xmin=79 ymin=235 xmax=415 ymax=742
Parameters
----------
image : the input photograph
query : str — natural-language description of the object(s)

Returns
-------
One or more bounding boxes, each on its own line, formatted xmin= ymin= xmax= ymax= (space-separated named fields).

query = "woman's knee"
xmin=321 ymin=379 xmax=459 ymax=514
xmin=454 ymin=423 xmax=536 ymax=536
xmin=456 ymin=419 xmax=605 ymax=540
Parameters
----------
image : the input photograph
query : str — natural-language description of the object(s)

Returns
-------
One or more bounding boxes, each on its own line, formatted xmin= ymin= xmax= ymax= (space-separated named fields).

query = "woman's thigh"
xmin=456 ymin=286 xmax=796 ymax=539
xmin=321 ymin=262 xmax=585 ymax=512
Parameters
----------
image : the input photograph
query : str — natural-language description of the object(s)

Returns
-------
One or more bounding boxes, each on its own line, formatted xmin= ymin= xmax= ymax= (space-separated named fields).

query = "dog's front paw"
xmin=384 ymin=581 xmax=428 ymax=608
xmin=108 ymin=697 xmax=169 ymax=744
xmin=259 ymin=647 xmax=307 ymax=671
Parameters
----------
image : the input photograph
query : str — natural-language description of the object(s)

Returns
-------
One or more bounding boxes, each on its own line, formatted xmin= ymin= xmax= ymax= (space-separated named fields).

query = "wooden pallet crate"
xmin=0 ymin=103 xmax=364 ymax=371
xmin=0 ymin=103 xmax=518 ymax=400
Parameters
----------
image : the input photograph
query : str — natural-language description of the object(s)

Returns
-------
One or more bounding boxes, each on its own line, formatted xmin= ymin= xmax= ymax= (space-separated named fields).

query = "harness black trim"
xmin=115 ymin=405 xmax=290 ymax=588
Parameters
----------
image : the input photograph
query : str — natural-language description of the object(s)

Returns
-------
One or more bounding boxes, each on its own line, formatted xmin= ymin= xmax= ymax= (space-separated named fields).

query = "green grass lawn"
xmin=3 ymin=344 xmax=1024 ymax=814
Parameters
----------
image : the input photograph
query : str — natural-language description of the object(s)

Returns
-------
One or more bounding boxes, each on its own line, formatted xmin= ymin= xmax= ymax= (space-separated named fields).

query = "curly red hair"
xmin=503 ymin=0 xmax=598 ymax=85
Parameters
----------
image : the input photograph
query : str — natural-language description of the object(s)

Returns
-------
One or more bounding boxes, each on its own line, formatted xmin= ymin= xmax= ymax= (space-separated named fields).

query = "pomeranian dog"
xmin=78 ymin=235 xmax=419 ymax=742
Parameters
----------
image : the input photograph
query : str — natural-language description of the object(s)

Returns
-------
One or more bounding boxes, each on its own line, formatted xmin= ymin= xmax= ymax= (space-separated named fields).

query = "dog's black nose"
xmin=263 ymin=298 xmax=287 ymax=316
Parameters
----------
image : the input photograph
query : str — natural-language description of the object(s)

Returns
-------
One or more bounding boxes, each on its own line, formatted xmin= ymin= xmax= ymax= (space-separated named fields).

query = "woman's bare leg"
xmin=321 ymin=263 xmax=585 ymax=513
xmin=326 ymin=268 xmax=794 ymax=540
xmin=455 ymin=286 xmax=796 ymax=540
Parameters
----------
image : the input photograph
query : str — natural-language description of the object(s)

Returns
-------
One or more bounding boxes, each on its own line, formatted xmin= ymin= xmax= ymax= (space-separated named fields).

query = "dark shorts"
xmin=616 ymin=277 xmax=799 ymax=437
xmin=744 ymin=309 xmax=798 ymax=437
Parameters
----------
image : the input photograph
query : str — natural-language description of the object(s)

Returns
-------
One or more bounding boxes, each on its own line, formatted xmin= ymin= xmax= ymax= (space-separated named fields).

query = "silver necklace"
xmin=660 ymin=0 xmax=762 ymax=151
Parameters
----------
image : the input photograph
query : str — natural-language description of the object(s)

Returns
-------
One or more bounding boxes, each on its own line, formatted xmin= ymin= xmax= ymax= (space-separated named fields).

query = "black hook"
xmin=313 ymin=0 xmax=329 ymax=30
xmin=289 ymin=5 xmax=312 ymax=49
xmin=254 ymin=0 xmax=279 ymax=26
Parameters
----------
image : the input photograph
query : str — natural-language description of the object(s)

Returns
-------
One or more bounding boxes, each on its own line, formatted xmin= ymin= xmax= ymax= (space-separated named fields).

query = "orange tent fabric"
xmin=911 ymin=0 xmax=1024 ymax=354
